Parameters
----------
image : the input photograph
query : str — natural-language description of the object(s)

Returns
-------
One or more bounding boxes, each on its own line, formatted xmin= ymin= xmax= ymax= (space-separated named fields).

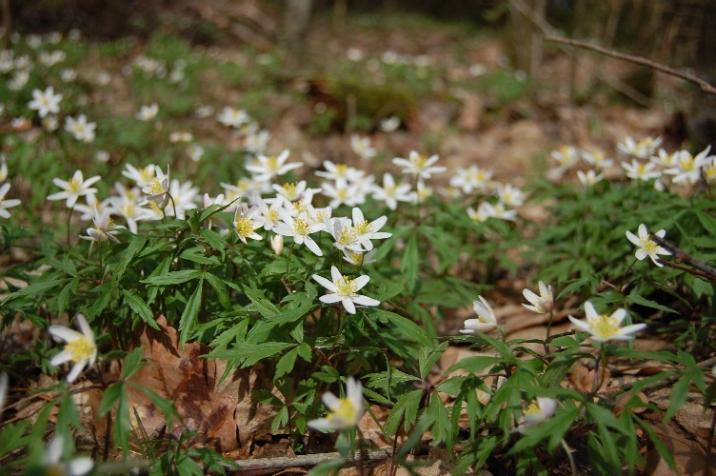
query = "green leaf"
xmin=665 ymin=375 xmax=690 ymax=420
xmin=116 ymin=236 xmax=146 ymax=280
xmin=401 ymin=233 xmax=418 ymax=292
xmin=208 ymin=342 xmax=294 ymax=367
xmin=121 ymin=348 xmax=145 ymax=379
xmin=384 ymin=389 xmax=423 ymax=436
xmin=179 ymin=279 xmax=204 ymax=345
xmin=123 ymin=290 xmax=159 ymax=330
xmin=142 ymin=269 xmax=203 ymax=286
xmin=275 ymin=347 xmax=299 ymax=379
xmin=99 ymin=382 xmax=123 ymax=417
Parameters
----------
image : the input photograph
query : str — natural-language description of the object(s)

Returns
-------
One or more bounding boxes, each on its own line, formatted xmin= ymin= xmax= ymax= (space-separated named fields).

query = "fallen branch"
xmin=651 ymin=235 xmax=716 ymax=282
xmin=231 ymin=449 xmax=391 ymax=473
xmin=546 ymin=35 xmax=716 ymax=96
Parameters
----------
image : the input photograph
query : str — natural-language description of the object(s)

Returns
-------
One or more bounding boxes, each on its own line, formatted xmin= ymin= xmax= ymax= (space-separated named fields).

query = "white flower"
xmin=42 ymin=115 xmax=59 ymax=132
xmin=315 ymin=160 xmax=363 ymax=182
xmin=60 ymin=68 xmax=77 ymax=82
xmin=169 ymin=131 xmax=193 ymax=143
xmin=372 ymin=173 xmax=412 ymax=210
xmin=65 ymin=115 xmax=96 ymax=142
xmin=349 ymin=207 xmax=391 ymax=251
xmin=140 ymin=165 xmax=170 ymax=206
xmin=622 ymin=160 xmax=660 ymax=181
xmin=460 ymin=296 xmax=497 ymax=334
xmin=392 ymin=151 xmax=446 ymax=180
xmin=380 ymin=116 xmax=400 ymax=132
xmin=522 ymin=281 xmax=553 ymax=314
xmin=47 ymin=170 xmax=100 ymax=208
xmin=322 ymin=179 xmax=359 ymax=209
xmin=273 ymin=181 xmax=313 ymax=202
xmin=582 ymin=150 xmax=613 ymax=169
xmin=274 ymin=211 xmax=324 ymax=256
xmin=497 ymin=184 xmax=525 ymax=207
xmin=246 ymin=150 xmax=301 ymax=182
xmin=665 ymin=147 xmax=712 ymax=184
xmin=42 ymin=435 xmax=94 ymax=476
xmin=618 ymin=136 xmax=661 ymax=159
xmin=81 ymin=208 xmax=122 ymax=243
xmin=244 ymin=128 xmax=270 ymax=154
xmin=577 ymin=169 xmax=603 ymax=187
xmin=651 ymin=149 xmax=679 ymax=168
xmin=625 ymin=224 xmax=670 ymax=267
xmin=350 ymin=135 xmax=376 ymax=160
xmin=0 ymin=183 xmax=21 ymax=219
xmin=468 ymin=202 xmax=496 ymax=223
xmin=49 ymin=314 xmax=97 ymax=383
xmin=518 ymin=397 xmax=557 ymax=432
xmin=550 ymin=146 xmax=579 ymax=170
xmin=270 ymin=234 xmax=284 ymax=255
xmin=110 ymin=196 xmax=152 ymax=234
xmin=233 ymin=205 xmax=263 ymax=243
xmin=342 ymin=249 xmax=377 ymax=267
xmin=136 ymin=103 xmax=159 ymax=121
xmin=312 ymin=266 xmax=379 ymax=314
xmin=450 ymin=165 xmax=492 ymax=194
xmin=217 ymin=107 xmax=250 ymax=128
xmin=122 ymin=164 xmax=155 ymax=188
xmin=187 ymin=143 xmax=204 ymax=162
xmin=308 ymin=377 xmax=364 ymax=431
xmin=28 ymin=87 xmax=62 ymax=118
xmin=166 ymin=179 xmax=199 ymax=219
xmin=0 ymin=156 xmax=8 ymax=182
xmin=568 ymin=301 xmax=646 ymax=342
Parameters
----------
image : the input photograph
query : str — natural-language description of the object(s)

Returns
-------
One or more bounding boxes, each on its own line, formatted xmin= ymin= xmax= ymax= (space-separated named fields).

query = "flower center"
xmin=281 ymin=183 xmax=297 ymax=199
xmin=591 ymin=315 xmax=620 ymax=339
xmin=641 ymin=238 xmax=658 ymax=254
xmin=354 ymin=220 xmax=370 ymax=235
xmin=524 ymin=402 xmax=541 ymax=415
xmin=335 ymin=277 xmax=355 ymax=296
xmin=266 ymin=156 xmax=279 ymax=173
xmin=234 ymin=217 xmax=255 ymax=238
xmin=65 ymin=336 xmax=95 ymax=363
xmin=328 ymin=398 xmax=358 ymax=423
xmin=337 ymin=228 xmax=356 ymax=246
xmin=294 ymin=218 xmax=309 ymax=235
xmin=335 ymin=164 xmax=348 ymax=177
xmin=68 ymin=178 xmax=82 ymax=194
xmin=148 ymin=178 xmax=165 ymax=195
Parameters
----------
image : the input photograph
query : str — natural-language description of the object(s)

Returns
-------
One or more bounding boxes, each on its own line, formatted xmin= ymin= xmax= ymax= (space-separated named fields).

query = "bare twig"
xmin=230 ymin=449 xmax=391 ymax=473
xmin=546 ymin=35 xmax=716 ymax=96
xmin=651 ymin=235 xmax=716 ymax=282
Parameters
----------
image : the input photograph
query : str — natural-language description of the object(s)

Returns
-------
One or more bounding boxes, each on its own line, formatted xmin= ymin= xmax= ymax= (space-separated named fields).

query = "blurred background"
xmin=2 ymin=0 xmax=715 ymax=173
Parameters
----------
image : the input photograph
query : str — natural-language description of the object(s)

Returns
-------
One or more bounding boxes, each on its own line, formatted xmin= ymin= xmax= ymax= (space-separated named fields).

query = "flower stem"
xmin=66 ymin=204 xmax=76 ymax=248
xmin=544 ymin=308 xmax=554 ymax=355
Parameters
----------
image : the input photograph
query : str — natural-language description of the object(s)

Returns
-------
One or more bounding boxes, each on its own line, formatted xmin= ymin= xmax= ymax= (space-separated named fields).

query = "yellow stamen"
xmin=65 ymin=337 xmax=95 ymax=362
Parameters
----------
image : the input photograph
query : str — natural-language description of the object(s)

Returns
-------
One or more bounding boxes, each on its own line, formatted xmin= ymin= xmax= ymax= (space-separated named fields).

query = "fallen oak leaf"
xmin=123 ymin=315 xmax=275 ymax=453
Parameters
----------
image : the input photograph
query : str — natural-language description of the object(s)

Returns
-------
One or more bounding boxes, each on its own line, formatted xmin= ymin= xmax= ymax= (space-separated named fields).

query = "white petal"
xmin=352 ymin=295 xmax=379 ymax=307
xmin=50 ymin=350 xmax=73 ymax=367
xmin=351 ymin=275 xmax=370 ymax=291
xmin=322 ymin=392 xmax=339 ymax=411
xmin=611 ymin=308 xmax=627 ymax=324
xmin=568 ymin=316 xmax=591 ymax=333
xmin=66 ymin=360 xmax=87 ymax=383
xmin=68 ymin=457 xmax=94 ymax=476
xmin=49 ymin=326 xmax=82 ymax=342
xmin=584 ymin=301 xmax=598 ymax=319
xmin=319 ymin=293 xmax=343 ymax=304
xmin=330 ymin=266 xmax=342 ymax=283
xmin=75 ymin=314 xmax=93 ymax=339
xmin=342 ymin=299 xmax=356 ymax=314
xmin=312 ymin=274 xmax=337 ymax=292
xmin=307 ymin=418 xmax=334 ymax=432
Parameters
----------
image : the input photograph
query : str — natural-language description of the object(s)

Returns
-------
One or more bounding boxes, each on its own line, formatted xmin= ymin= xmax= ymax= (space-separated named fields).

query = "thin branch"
xmin=651 ymin=235 xmax=716 ymax=282
xmin=546 ymin=35 xmax=716 ymax=96
xmin=230 ymin=449 xmax=391 ymax=473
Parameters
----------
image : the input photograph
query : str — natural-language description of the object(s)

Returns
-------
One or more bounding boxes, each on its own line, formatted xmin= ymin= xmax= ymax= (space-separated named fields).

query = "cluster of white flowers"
xmin=0 ymin=156 xmax=21 ymax=219
xmin=446 ymin=163 xmax=524 ymax=223
xmin=549 ymin=136 xmax=716 ymax=191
